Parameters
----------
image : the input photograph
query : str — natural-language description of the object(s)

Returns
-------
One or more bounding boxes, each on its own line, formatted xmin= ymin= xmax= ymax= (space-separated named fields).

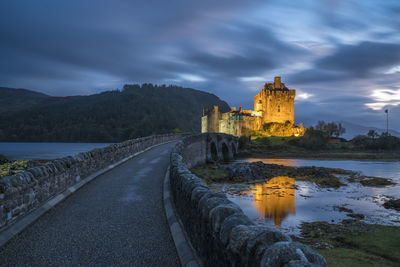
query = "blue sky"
xmin=1 ymin=0 xmax=400 ymax=130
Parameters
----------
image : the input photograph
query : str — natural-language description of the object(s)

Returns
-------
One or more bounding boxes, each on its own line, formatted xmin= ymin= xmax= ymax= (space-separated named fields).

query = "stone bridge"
xmin=0 ymin=133 xmax=325 ymax=266
xmin=206 ymin=133 xmax=238 ymax=162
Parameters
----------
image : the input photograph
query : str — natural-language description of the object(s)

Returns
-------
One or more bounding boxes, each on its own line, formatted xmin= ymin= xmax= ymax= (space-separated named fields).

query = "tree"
xmin=316 ymin=121 xmax=326 ymax=131
xmin=334 ymin=123 xmax=346 ymax=137
xmin=324 ymin=122 xmax=337 ymax=137
xmin=298 ymin=128 xmax=329 ymax=150
xmin=367 ymin=130 xmax=379 ymax=140
xmin=315 ymin=121 xmax=346 ymax=137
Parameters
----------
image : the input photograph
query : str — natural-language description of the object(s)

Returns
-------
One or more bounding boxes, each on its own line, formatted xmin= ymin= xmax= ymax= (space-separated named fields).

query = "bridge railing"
xmin=0 ymin=133 xmax=184 ymax=230
xmin=169 ymin=133 xmax=326 ymax=266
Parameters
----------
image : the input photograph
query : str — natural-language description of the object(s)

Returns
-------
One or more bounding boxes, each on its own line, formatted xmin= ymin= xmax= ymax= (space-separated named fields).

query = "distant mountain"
xmin=0 ymin=87 xmax=50 ymax=113
xmin=338 ymin=121 xmax=400 ymax=140
xmin=0 ymin=84 xmax=230 ymax=142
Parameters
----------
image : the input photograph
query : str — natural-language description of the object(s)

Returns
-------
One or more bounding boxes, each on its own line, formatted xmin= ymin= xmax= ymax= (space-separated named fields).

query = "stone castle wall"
xmin=201 ymin=77 xmax=296 ymax=136
xmin=0 ymin=134 xmax=183 ymax=230
xmin=255 ymin=89 xmax=295 ymax=124
xmin=219 ymin=116 xmax=263 ymax=136
xmin=201 ymin=106 xmax=221 ymax=133
xmin=169 ymin=134 xmax=326 ymax=266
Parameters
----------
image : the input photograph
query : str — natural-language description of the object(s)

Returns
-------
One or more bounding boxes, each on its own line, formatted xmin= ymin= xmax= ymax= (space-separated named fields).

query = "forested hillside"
xmin=0 ymin=87 xmax=50 ymax=113
xmin=0 ymin=84 xmax=230 ymax=142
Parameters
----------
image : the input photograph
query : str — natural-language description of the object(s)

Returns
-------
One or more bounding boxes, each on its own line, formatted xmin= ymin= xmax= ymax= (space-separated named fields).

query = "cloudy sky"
xmin=1 ymin=0 xmax=400 ymax=130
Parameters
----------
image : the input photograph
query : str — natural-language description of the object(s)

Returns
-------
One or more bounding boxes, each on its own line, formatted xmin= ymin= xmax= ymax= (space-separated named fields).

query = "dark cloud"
xmin=318 ymin=42 xmax=400 ymax=76
xmin=288 ymin=41 xmax=400 ymax=87
xmin=181 ymin=24 xmax=306 ymax=78
xmin=1 ymin=0 xmax=400 ymax=130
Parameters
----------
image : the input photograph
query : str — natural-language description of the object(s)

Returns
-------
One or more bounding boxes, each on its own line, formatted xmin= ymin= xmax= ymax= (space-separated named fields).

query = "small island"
xmin=198 ymin=77 xmax=400 ymax=266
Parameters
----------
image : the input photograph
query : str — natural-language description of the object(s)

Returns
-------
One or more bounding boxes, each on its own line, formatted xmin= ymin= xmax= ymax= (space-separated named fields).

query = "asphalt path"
xmin=0 ymin=142 xmax=180 ymax=266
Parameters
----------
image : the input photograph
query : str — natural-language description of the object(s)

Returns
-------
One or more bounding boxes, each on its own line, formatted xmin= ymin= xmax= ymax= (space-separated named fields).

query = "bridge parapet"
xmin=0 ymin=133 xmax=184 ymax=230
xmin=180 ymin=133 xmax=238 ymax=169
xmin=170 ymin=133 xmax=326 ymax=266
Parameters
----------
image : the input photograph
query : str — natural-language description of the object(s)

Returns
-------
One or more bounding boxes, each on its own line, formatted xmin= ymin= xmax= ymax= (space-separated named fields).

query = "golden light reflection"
xmin=246 ymin=176 xmax=296 ymax=226
xmin=246 ymin=158 xmax=297 ymax=167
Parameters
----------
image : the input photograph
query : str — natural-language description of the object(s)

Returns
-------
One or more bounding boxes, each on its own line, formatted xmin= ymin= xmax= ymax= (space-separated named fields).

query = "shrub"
xmin=239 ymin=136 xmax=249 ymax=149
xmin=351 ymin=134 xmax=400 ymax=150
xmin=171 ymin=128 xmax=184 ymax=133
xmin=258 ymin=137 xmax=270 ymax=145
xmin=261 ymin=122 xmax=305 ymax=137
xmin=296 ymin=128 xmax=329 ymax=150
xmin=351 ymin=135 xmax=371 ymax=149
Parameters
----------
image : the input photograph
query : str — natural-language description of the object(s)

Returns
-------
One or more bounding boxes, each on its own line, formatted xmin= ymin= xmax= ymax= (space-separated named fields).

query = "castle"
xmin=201 ymin=77 xmax=298 ymax=137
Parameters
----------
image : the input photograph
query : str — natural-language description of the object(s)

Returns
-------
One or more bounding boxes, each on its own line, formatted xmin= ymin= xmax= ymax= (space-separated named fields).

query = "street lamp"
xmin=385 ymin=109 xmax=389 ymax=135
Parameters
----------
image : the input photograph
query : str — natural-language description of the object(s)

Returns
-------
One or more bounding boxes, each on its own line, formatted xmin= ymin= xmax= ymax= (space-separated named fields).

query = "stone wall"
xmin=201 ymin=106 xmax=222 ymax=133
xmin=170 ymin=134 xmax=326 ymax=266
xmin=254 ymin=89 xmax=295 ymax=125
xmin=0 ymin=134 xmax=183 ymax=230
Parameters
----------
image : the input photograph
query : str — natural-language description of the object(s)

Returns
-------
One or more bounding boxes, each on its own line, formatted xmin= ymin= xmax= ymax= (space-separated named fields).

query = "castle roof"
xmin=264 ymin=76 xmax=289 ymax=91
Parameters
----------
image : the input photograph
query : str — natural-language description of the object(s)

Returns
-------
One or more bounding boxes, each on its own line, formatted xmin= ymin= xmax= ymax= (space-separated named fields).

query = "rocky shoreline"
xmin=191 ymin=161 xmax=396 ymax=189
xmin=191 ymin=161 xmax=400 ymax=265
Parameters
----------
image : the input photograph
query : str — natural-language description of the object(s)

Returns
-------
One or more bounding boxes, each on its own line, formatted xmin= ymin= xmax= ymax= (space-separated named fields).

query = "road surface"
xmin=0 ymin=142 xmax=180 ymax=266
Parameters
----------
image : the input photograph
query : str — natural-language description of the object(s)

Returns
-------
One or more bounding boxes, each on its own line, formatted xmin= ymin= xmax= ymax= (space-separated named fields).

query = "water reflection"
xmin=246 ymin=158 xmax=297 ymax=167
xmin=227 ymin=158 xmax=400 ymax=234
xmin=246 ymin=176 xmax=296 ymax=226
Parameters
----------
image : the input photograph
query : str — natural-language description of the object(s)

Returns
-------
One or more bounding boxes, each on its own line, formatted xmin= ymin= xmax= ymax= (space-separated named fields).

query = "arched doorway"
xmin=210 ymin=142 xmax=218 ymax=162
xmin=222 ymin=143 xmax=230 ymax=162
xmin=231 ymin=143 xmax=237 ymax=157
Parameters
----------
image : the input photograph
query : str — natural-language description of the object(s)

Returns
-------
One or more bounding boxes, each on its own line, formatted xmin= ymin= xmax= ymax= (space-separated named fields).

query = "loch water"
xmin=225 ymin=158 xmax=400 ymax=234
xmin=0 ymin=142 xmax=112 ymax=160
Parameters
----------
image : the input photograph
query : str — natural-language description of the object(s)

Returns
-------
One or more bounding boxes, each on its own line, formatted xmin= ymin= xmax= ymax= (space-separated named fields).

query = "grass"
xmin=191 ymin=164 xmax=230 ymax=184
xmin=347 ymin=224 xmax=400 ymax=261
xmin=296 ymin=220 xmax=400 ymax=266
xmin=241 ymin=136 xmax=400 ymax=160
xmin=318 ymin=247 xmax=398 ymax=267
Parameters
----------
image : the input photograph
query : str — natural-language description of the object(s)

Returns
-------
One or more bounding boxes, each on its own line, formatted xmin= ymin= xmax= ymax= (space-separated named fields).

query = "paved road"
xmin=0 ymin=142 xmax=180 ymax=266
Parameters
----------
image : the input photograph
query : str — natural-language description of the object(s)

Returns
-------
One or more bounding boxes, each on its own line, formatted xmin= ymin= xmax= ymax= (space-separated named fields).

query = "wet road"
xmin=0 ymin=142 xmax=180 ymax=266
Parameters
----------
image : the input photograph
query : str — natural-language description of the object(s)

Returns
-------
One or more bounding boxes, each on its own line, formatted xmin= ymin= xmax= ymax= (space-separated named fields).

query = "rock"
xmin=347 ymin=213 xmax=365 ymax=219
xmin=333 ymin=205 xmax=353 ymax=213
xmin=246 ymin=226 xmax=292 ymax=266
xmin=360 ymin=177 xmax=395 ymax=187
xmin=383 ymin=199 xmax=400 ymax=211
xmin=0 ymin=154 xmax=9 ymax=164
xmin=315 ymin=168 xmax=329 ymax=178
xmin=260 ymin=242 xmax=327 ymax=267
xmin=220 ymin=213 xmax=253 ymax=245
xmin=223 ymin=163 xmax=252 ymax=180
xmin=210 ymin=204 xmax=242 ymax=233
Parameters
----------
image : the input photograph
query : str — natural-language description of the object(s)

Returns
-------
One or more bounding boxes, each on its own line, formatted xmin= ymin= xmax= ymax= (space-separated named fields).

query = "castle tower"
xmin=201 ymin=105 xmax=222 ymax=133
xmin=201 ymin=76 xmax=297 ymax=137
xmin=254 ymin=77 xmax=295 ymax=124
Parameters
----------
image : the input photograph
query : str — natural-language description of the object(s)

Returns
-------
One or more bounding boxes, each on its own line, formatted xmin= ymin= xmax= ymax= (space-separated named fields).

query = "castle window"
xmin=278 ymin=105 xmax=280 ymax=112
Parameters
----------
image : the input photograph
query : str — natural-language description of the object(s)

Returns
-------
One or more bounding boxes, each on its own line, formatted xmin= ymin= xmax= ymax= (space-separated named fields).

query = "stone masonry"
xmin=0 ymin=134 xmax=183 ymax=230
xmin=201 ymin=77 xmax=296 ymax=136
xmin=170 ymin=133 xmax=326 ymax=266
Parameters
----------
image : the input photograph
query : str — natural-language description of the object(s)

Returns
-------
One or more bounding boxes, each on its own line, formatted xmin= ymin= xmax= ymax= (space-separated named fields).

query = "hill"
xmin=337 ymin=121 xmax=400 ymax=140
xmin=0 ymin=84 xmax=230 ymax=142
xmin=0 ymin=87 xmax=50 ymax=113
